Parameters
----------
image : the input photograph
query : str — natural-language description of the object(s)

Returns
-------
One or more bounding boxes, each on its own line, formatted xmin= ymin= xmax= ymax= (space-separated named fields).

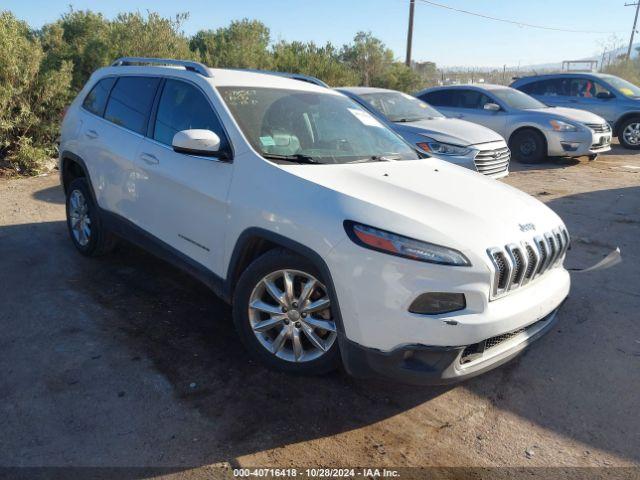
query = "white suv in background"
xmin=59 ymin=58 xmax=571 ymax=384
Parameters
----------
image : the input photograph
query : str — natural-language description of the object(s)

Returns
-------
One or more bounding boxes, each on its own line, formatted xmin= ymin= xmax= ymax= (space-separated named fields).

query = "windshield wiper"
xmin=346 ymin=155 xmax=397 ymax=164
xmin=261 ymin=153 xmax=322 ymax=165
xmin=394 ymin=117 xmax=425 ymax=123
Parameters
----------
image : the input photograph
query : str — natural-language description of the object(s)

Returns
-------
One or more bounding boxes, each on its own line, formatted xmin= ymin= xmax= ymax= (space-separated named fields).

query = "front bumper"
xmin=545 ymin=128 xmax=611 ymax=156
xmin=341 ymin=306 xmax=561 ymax=385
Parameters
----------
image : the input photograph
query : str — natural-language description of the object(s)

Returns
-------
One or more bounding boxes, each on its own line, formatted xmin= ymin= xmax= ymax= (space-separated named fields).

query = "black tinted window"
xmin=153 ymin=80 xmax=227 ymax=149
xmin=520 ymin=79 xmax=566 ymax=96
xmin=420 ymin=90 xmax=454 ymax=107
xmin=82 ymin=77 xmax=116 ymax=116
xmin=454 ymin=90 xmax=494 ymax=109
xmin=104 ymin=77 xmax=160 ymax=134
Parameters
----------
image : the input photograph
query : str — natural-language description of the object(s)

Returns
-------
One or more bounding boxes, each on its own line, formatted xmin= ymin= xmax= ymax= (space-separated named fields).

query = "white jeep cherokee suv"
xmin=59 ymin=58 xmax=571 ymax=384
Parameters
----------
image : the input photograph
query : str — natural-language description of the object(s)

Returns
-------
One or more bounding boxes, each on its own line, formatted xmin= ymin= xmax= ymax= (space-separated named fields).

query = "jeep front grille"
xmin=585 ymin=122 xmax=611 ymax=133
xmin=474 ymin=146 xmax=510 ymax=177
xmin=487 ymin=227 xmax=569 ymax=299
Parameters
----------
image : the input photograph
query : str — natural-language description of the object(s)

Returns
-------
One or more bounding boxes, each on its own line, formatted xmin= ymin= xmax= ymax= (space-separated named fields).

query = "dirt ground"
xmin=1 ymin=143 xmax=639 ymax=477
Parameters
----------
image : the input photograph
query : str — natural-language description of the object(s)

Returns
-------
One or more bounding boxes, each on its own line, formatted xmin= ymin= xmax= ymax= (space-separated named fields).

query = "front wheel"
xmin=233 ymin=249 xmax=340 ymax=375
xmin=619 ymin=117 xmax=640 ymax=149
xmin=509 ymin=129 xmax=547 ymax=164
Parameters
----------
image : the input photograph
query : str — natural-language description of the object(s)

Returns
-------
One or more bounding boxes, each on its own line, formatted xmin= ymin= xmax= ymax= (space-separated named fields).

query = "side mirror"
xmin=172 ymin=129 xmax=221 ymax=157
xmin=483 ymin=102 xmax=501 ymax=112
xmin=596 ymin=91 xmax=615 ymax=100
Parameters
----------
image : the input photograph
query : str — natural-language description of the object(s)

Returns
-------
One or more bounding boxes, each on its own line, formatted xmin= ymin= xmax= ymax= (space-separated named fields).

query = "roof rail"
xmin=232 ymin=68 xmax=329 ymax=88
xmin=111 ymin=57 xmax=212 ymax=78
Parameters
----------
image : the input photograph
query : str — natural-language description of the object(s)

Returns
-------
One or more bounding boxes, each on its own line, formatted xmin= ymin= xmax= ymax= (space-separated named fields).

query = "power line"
xmin=413 ymin=0 xmax=622 ymax=34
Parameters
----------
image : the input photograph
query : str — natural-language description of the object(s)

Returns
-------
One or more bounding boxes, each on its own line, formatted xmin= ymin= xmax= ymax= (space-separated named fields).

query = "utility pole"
xmin=626 ymin=1 xmax=640 ymax=60
xmin=405 ymin=0 xmax=415 ymax=66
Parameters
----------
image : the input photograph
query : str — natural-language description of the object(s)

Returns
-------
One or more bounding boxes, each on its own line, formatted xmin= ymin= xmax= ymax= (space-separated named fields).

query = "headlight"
xmin=344 ymin=221 xmax=471 ymax=266
xmin=549 ymin=119 xmax=578 ymax=132
xmin=416 ymin=140 xmax=470 ymax=156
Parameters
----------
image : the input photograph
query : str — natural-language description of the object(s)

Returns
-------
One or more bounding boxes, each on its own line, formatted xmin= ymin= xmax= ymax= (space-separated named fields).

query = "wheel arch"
xmin=508 ymin=126 xmax=549 ymax=156
xmin=225 ymin=227 xmax=346 ymax=334
xmin=613 ymin=112 xmax=640 ymax=137
xmin=60 ymin=151 xmax=98 ymax=202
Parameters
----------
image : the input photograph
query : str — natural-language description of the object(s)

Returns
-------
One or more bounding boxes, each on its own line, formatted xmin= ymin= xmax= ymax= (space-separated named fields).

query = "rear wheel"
xmin=509 ymin=129 xmax=547 ymax=164
xmin=233 ymin=249 xmax=340 ymax=375
xmin=619 ymin=117 xmax=640 ymax=149
xmin=65 ymin=177 xmax=118 ymax=256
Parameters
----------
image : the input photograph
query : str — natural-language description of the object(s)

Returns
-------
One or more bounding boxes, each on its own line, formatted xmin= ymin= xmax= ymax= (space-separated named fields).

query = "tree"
xmin=341 ymin=32 xmax=394 ymax=86
xmin=271 ymin=40 xmax=358 ymax=86
xmin=191 ymin=19 xmax=271 ymax=69
xmin=40 ymin=10 xmax=194 ymax=91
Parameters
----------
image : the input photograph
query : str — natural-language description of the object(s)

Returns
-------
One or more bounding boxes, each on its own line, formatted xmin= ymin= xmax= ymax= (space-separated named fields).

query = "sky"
xmin=3 ymin=0 xmax=635 ymax=68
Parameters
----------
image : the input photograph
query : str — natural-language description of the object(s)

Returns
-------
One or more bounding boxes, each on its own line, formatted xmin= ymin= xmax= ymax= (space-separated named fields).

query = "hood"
xmin=530 ymin=106 xmax=607 ymax=125
xmin=282 ymin=159 xmax=564 ymax=258
xmin=394 ymin=117 xmax=504 ymax=146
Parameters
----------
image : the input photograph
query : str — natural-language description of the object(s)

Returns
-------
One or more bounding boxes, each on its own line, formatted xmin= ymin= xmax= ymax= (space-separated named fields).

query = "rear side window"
xmin=104 ymin=77 xmax=161 ymax=135
xmin=153 ymin=79 xmax=228 ymax=150
xmin=420 ymin=90 xmax=454 ymax=107
xmin=520 ymin=79 xmax=566 ymax=96
xmin=82 ymin=77 xmax=116 ymax=116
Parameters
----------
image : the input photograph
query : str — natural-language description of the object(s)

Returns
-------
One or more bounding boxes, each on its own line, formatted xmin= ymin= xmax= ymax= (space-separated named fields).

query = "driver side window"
xmin=153 ymin=79 xmax=228 ymax=151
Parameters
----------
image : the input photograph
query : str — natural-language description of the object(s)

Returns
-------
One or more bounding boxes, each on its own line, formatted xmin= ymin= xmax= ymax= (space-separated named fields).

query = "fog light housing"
xmin=561 ymin=142 xmax=580 ymax=152
xmin=409 ymin=292 xmax=466 ymax=315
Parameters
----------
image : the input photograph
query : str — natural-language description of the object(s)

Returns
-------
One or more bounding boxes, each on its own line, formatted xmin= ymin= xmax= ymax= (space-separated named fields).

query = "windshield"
xmin=602 ymin=75 xmax=640 ymax=98
xmin=359 ymin=91 xmax=444 ymax=122
xmin=218 ymin=87 xmax=419 ymax=164
xmin=491 ymin=88 xmax=547 ymax=110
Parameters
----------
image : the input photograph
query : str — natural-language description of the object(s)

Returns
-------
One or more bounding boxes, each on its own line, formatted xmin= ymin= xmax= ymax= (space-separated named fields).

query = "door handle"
xmin=85 ymin=129 xmax=98 ymax=139
xmin=456 ymin=114 xmax=465 ymax=119
xmin=140 ymin=152 xmax=159 ymax=165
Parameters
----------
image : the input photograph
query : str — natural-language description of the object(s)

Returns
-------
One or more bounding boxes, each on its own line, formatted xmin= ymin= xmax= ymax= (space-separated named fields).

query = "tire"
xmin=65 ymin=177 xmax=118 ymax=256
xmin=233 ymin=248 xmax=340 ymax=375
xmin=509 ymin=129 xmax=547 ymax=164
xmin=618 ymin=117 xmax=640 ymax=149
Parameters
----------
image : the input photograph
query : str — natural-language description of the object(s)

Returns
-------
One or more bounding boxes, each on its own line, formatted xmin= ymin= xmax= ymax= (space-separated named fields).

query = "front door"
xmin=448 ymin=89 xmax=508 ymax=138
xmin=133 ymin=78 xmax=234 ymax=275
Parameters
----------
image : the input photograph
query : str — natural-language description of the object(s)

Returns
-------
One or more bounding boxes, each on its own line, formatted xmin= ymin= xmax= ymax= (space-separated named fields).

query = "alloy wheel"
xmin=68 ymin=189 xmax=91 ymax=246
xmin=623 ymin=122 xmax=640 ymax=146
xmin=248 ymin=269 xmax=337 ymax=363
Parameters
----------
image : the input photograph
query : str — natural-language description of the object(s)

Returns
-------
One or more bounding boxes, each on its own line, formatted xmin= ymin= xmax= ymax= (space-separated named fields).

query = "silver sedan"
xmin=415 ymin=84 xmax=612 ymax=163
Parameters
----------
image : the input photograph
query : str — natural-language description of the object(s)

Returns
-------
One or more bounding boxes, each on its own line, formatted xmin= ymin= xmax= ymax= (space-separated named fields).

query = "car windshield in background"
xmin=492 ymin=88 xmax=548 ymax=110
xmin=602 ymin=75 xmax=640 ymax=98
xmin=360 ymin=91 xmax=444 ymax=122
xmin=218 ymin=87 xmax=419 ymax=164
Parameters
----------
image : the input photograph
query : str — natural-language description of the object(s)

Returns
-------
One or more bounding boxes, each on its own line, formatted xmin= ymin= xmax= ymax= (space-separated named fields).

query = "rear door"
xmin=132 ymin=78 xmax=234 ymax=273
xmin=517 ymin=78 xmax=567 ymax=107
xmin=80 ymin=76 xmax=161 ymax=221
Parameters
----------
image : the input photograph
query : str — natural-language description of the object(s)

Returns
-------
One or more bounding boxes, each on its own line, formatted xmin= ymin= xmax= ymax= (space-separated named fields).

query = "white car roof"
xmin=92 ymin=64 xmax=340 ymax=95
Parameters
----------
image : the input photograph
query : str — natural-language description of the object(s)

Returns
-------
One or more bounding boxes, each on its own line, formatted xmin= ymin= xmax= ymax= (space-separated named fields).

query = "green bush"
xmin=0 ymin=11 xmax=72 ymax=174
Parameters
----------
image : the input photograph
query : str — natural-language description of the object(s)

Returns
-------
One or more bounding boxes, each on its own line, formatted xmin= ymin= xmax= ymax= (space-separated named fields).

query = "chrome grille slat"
xmin=585 ymin=123 xmax=611 ymax=133
xmin=474 ymin=146 xmax=510 ymax=177
xmin=487 ymin=227 xmax=569 ymax=299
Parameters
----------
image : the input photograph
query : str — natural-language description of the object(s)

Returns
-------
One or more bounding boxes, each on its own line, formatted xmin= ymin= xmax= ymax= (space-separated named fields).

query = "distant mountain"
xmin=441 ymin=43 xmax=640 ymax=73
xmin=518 ymin=43 xmax=640 ymax=73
